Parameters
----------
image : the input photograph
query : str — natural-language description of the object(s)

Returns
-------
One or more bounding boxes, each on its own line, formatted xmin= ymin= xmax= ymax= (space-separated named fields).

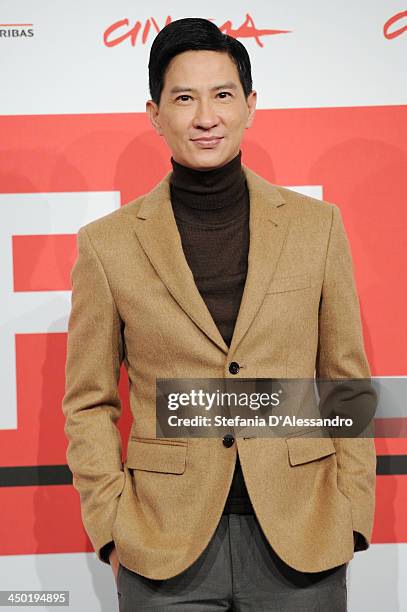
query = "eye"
xmin=175 ymin=95 xmax=192 ymax=102
xmin=175 ymin=92 xmax=233 ymax=102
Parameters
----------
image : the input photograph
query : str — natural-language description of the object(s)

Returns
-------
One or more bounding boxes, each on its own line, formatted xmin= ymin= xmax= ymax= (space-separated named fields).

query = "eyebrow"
xmin=169 ymin=81 xmax=238 ymax=95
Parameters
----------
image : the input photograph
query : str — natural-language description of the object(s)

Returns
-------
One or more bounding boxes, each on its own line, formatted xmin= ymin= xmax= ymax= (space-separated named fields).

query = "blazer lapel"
xmin=132 ymin=171 xmax=229 ymax=353
xmin=132 ymin=164 xmax=290 ymax=356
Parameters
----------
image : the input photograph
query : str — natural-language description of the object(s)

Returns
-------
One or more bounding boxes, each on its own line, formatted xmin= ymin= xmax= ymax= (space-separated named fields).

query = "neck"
xmin=170 ymin=150 xmax=248 ymax=225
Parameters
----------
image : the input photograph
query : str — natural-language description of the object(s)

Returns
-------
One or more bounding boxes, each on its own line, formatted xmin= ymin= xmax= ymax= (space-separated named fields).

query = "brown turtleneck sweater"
xmin=170 ymin=149 xmax=254 ymax=515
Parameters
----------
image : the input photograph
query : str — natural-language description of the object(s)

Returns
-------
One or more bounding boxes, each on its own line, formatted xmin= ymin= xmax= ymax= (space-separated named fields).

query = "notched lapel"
xmin=131 ymin=164 xmax=290 ymax=357
xmin=132 ymin=172 xmax=229 ymax=354
xmin=228 ymin=166 xmax=290 ymax=355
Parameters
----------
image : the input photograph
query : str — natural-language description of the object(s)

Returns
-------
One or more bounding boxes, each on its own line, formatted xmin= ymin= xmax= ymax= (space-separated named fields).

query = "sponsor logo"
xmin=0 ymin=22 xmax=34 ymax=38
xmin=384 ymin=10 xmax=407 ymax=39
xmin=104 ymin=13 xmax=291 ymax=48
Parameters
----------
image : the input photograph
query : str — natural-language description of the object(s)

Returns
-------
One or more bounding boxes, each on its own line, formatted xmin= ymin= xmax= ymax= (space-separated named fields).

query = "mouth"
xmin=191 ymin=137 xmax=223 ymax=148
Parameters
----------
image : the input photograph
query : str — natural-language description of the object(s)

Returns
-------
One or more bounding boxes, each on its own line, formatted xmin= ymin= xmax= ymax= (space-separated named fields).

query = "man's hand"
xmin=109 ymin=545 xmax=120 ymax=582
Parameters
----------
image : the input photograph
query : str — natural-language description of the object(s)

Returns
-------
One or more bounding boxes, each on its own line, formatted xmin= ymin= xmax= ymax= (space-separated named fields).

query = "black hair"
xmin=148 ymin=17 xmax=253 ymax=106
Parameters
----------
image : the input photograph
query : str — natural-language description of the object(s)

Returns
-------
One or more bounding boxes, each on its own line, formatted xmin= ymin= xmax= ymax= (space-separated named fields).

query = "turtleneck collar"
xmin=169 ymin=150 xmax=248 ymax=226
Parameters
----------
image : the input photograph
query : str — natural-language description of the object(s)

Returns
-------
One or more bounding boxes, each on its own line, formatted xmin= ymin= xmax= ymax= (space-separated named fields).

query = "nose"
xmin=192 ymin=99 xmax=220 ymax=130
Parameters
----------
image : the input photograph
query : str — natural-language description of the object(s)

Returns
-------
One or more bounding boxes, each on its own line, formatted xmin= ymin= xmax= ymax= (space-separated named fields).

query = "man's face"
xmin=146 ymin=50 xmax=257 ymax=170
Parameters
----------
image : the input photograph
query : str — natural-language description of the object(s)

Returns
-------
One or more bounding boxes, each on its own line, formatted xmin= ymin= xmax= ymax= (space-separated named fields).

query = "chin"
xmin=193 ymin=151 xmax=231 ymax=169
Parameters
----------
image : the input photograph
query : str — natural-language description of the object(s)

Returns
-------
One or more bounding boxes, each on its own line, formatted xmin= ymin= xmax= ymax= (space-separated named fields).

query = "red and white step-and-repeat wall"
xmin=1 ymin=1 xmax=406 ymax=610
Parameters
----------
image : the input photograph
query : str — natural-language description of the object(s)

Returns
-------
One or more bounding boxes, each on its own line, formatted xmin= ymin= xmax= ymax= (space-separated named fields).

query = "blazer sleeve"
xmin=316 ymin=204 xmax=377 ymax=552
xmin=62 ymin=226 xmax=126 ymax=564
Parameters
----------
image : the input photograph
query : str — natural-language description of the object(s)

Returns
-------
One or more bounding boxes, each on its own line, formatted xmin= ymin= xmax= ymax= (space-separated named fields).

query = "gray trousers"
xmin=116 ymin=514 xmax=347 ymax=611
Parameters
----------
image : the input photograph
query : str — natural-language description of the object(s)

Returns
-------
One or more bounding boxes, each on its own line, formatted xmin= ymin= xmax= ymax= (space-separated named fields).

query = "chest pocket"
xmin=266 ymin=273 xmax=311 ymax=294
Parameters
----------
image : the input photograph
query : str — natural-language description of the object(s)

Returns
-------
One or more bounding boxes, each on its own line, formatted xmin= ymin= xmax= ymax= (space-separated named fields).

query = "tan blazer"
xmin=62 ymin=164 xmax=376 ymax=579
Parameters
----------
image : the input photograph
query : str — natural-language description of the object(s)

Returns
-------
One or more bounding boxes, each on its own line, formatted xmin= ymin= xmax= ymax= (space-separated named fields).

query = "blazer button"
xmin=229 ymin=361 xmax=240 ymax=375
xmin=223 ymin=434 xmax=235 ymax=448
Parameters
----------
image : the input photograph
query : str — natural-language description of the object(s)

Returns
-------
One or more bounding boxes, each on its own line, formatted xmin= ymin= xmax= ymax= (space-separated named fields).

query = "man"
xmin=62 ymin=17 xmax=376 ymax=611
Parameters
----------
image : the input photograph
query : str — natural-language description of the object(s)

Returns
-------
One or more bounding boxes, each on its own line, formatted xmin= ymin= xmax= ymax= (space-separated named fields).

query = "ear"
xmin=146 ymin=100 xmax=163 ymax=136
xmin=245 ymin=90 xmax=257 ymax=129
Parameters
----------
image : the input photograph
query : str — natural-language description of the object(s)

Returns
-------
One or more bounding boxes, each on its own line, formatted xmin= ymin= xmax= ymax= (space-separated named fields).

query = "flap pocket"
xmin=286 ymin=436 xmax=336 ymax=466
xmin=267 ymin=273 xmax=311 ymax=294
xmin=126 ymin=439 xmax=187 ymax=474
